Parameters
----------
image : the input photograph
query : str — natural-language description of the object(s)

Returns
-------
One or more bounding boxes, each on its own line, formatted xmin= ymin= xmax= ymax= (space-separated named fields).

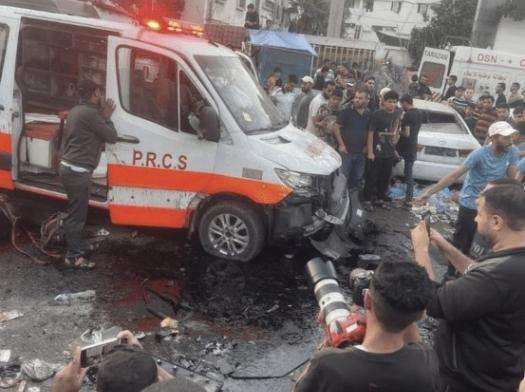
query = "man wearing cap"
xmin=292 ymin=76 xmax=315 ymax=129
xmin=59 ymin=80 xmax=118 ymax=270
xmin=417 ymin=121 xmax=520 ymax=278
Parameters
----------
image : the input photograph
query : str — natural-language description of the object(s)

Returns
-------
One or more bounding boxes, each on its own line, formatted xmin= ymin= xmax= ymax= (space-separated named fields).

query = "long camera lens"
xmin=305 ymin=257 xmax=351 ymax=328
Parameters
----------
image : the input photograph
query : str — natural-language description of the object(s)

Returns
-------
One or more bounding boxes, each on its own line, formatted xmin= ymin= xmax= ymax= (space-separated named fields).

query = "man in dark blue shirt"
xmin=334 ymin=87 xmax=371 ymax=191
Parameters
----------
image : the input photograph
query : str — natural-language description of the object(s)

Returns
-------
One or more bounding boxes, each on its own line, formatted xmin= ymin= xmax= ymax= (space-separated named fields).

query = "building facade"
xmin=344 ymin=0 xmax=439 ymax=45
xmin=182 ymin=0 xmax=288 ymax=28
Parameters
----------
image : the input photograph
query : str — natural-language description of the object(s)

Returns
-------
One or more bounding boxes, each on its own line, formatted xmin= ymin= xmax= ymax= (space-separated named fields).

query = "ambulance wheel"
xmin=199 ymin=200 xmax=265 ymax=262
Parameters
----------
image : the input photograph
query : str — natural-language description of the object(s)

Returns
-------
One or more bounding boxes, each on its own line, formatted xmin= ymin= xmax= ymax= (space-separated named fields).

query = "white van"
xmin=419 ymin=46 xmax=525 ymax=98
xmin=0 ymin=1 xmax=351 ymax=262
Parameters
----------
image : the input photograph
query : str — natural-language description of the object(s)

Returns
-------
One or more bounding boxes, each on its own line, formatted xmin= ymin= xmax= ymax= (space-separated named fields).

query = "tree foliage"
xmin=408 ymin=0 xmax=478 ymax=66
xmin=497 ymin=0 xmax=525 ymax=21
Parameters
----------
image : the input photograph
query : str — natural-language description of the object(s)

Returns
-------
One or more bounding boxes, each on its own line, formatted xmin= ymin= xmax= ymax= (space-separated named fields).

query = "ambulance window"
xmin=0 ymin=25 xmax=8 ymax=80
xmin=420 ymin=61 xmax=446 ymax=88
xmin=178 ymin=71 xmax=208 ymax=135
xmin=117 ymin=47 xmax=179 ymax=131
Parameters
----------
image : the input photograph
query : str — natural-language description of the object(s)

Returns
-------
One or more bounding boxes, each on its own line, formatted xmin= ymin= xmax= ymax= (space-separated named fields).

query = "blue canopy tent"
xmin=248 ymin=30 xmax=317 ymax=86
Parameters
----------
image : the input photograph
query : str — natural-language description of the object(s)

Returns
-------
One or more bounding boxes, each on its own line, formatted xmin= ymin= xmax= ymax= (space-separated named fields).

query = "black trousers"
xmin=448 ymin=205 xmax=477 ymax=276
xmin=364 ymin=157 xmax=394 ymax=202
xmin=58 ymin=165 xmax=91 ymax=259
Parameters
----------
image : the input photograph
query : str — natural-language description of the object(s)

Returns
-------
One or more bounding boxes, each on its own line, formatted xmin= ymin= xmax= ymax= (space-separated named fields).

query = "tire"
xmin=198 ymin=200 xmax=266 ymax=262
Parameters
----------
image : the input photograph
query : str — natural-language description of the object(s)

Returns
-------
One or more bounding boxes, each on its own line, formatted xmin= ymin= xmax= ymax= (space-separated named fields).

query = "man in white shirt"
xmin=305 ymin=81 xmax=335 ymax=136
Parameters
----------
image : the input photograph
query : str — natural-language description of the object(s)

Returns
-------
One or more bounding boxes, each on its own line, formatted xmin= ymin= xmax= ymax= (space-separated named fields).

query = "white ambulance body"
xmin=419 ymin=46 xmax=525 ymax=98
xmin=0 ymin=2 xmax=351 ymax=262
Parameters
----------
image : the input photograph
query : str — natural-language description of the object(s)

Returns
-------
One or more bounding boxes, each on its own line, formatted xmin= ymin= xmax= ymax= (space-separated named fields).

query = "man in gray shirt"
xmin=59 ymin=80 xmax=118 ymax=270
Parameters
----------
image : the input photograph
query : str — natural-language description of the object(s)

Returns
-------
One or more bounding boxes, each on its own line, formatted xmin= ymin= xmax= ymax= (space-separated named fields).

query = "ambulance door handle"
xmin=0 ymin=104 xmax=4 ymax=111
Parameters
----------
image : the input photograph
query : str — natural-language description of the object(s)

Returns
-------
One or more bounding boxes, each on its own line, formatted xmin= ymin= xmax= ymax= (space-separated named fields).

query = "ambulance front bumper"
xmin=270 ymin=172 xmax=351 ymax=241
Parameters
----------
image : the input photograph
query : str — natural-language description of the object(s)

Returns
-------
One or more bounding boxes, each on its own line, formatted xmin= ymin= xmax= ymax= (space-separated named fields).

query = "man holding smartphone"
xmin=52 ymin=331 xmax=173 ymax=392
xmin=411 ymin=184 xmax=525 ymax=392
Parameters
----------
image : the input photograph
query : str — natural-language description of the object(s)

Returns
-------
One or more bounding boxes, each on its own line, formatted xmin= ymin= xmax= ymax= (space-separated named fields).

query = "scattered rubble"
xmin=54 ymin=290 xmax=96 ymax=306
xmin=160 ymin=317 xmax=179 ymax=330
xmin=80 ymin=326 xmax=122 ymax=345
xmin=21 ymin=359 xmax=60 ymax=382
xmin=0 ymin=351 xmax=11 ymax=363
xmin=0 ymin=310 xmax=22 ymax=323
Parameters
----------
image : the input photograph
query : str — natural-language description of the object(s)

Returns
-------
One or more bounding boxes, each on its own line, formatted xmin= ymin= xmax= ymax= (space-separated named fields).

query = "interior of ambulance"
xmin=9 ymin=18 xmax=209 ymax=203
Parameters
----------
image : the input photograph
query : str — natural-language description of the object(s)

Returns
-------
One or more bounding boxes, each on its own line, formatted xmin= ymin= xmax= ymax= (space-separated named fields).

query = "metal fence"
xmin=309 ymin=44 xmax=376 ymax=75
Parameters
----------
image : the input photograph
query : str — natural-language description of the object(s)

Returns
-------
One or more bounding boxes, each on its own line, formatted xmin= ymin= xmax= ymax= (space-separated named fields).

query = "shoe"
xmin=64 ymin=256 xmax=96 ymax=270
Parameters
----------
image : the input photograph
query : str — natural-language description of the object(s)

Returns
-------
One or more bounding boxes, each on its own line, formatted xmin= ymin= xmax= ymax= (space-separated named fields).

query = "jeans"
xmin=59 ymin=165 xmax=92 ymax=259
xmin=341 ymin=152 xmax=366 ymax=191
xmin=402 ymin=152 xmax=416 ymax=201
xmin=364 ymin=157 xmax=394 ymax=202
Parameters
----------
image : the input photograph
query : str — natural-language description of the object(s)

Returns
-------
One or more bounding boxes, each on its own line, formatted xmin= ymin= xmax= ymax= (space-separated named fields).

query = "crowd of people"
xmin=265 ymin=62 xmax=525 ymax=392
xmin=267 ymin=60 xmax=525 ymax=212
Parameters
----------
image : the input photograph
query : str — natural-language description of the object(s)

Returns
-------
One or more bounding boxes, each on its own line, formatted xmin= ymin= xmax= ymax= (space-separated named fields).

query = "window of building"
xmin=237 ymin=0 xmax=246 ymax=10
xmin=117 ymin=47 xmax=206 ymax=135
xmin=417 ymin=3 xmax=429 ymax=16
xmin=0 ymin=25 xmax=8 ymax=80
xmin=391 ymin=1 xmax=402 ymax=13
xmin=263 ymin=0 xmax=275 ymax=11
xmin=364 ymin=0 xmax=374 ymax=12
xmin=354 ymin=25 xmax=362 ymax=39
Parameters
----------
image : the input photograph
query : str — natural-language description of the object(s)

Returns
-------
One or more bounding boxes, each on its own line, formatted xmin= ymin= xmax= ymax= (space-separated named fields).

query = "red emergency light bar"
xmin=142 ymin=17 xmax=205 ymax=38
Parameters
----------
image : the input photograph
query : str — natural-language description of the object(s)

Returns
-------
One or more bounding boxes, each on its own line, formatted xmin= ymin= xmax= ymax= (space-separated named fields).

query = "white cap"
xmin=302 ymin=76 xmax=314 ymax=84
xmin=488 ymin=121 xmax=517 ymax=137
xmin=380 ymin=87 xmax=391 ymax=97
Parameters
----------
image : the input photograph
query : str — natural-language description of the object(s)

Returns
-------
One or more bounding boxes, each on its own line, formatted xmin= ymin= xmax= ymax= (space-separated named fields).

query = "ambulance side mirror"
xmin=200 ymin=106 xmax=220 ymax=143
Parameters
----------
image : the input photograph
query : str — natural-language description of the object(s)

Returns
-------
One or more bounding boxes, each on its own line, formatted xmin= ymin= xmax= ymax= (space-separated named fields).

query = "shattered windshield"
xmin=195 ymin=55 xmax=287 ymax=134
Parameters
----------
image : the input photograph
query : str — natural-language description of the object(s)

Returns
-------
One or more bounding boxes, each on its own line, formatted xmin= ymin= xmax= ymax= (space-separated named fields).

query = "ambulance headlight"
xmin=275 ymin=169 xmax=315 ymax=196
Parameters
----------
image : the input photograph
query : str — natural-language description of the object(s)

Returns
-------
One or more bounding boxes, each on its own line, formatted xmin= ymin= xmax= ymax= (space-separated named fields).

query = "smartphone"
xmin=80 ymin=337 xmax=121 ymax=368
xmin=422 ymin=211 xmax=431 ymax=236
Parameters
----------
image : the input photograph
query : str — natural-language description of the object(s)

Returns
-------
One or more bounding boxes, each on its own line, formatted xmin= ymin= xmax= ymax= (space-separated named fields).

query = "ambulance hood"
xmin=247 ymin=124 xmax=342 ymax=175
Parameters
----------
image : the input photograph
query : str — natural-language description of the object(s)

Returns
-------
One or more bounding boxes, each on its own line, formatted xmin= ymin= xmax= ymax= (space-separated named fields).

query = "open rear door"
xmin=418 ymin=47 xmax=451 ymax=97
xmin=0 ymin=16 xmax=20 ymax=189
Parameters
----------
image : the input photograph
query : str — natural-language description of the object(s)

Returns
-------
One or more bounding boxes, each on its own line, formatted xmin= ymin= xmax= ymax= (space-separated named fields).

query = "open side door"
xmin=105 ymin=35 xmax=219 ymax=229
xmin=418 ymin=47 xmax=451 ymax=97
xmin=0 ymin=16 xmax=20 ymax=189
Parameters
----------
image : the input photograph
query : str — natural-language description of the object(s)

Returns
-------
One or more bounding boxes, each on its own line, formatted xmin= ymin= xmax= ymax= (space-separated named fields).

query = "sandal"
xmin=64 ymin=256 xmax=96 ymax=270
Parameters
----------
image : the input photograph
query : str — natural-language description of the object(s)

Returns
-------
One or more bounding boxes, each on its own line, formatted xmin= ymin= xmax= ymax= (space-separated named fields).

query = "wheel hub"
xmin=208 ymin=213 xmax=250 ymax=257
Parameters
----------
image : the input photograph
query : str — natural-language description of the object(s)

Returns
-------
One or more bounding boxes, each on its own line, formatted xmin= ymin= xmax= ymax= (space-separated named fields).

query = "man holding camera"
xmin=294 ymin=261 xmax=438 ymax=392
xmin=412 ymin=184 xmax=525 ymax=392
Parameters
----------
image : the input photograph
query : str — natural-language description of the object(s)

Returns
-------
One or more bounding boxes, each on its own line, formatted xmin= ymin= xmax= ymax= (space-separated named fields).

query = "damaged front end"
xmin=270 ymin=170 xmax=367 ymax=260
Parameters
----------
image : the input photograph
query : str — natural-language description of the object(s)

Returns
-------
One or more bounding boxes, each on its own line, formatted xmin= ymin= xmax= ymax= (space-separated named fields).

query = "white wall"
xmin=345 ymin=0 xmax=438 ymax=42
xmin=493 ymin=17 xmax=525 ymax=53
xmin=182 ymin=0 xmax=280 ymax=27
xmin=181 ymin=0 xmax=207 ymax=23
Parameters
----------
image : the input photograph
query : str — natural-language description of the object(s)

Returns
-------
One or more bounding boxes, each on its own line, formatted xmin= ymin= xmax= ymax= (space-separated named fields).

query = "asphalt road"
xmin=0 ymin=192 xmax=445 ymax=392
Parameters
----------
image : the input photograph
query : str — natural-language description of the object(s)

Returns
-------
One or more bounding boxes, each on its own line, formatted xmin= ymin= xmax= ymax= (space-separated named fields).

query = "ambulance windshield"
xmin=195 ymin=55 xmax=287 ymax=134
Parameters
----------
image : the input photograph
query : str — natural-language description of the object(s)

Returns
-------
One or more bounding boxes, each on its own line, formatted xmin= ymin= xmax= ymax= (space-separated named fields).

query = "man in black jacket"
xmin=412 ymin=184 xmax=525 ymax=392
xmin=59 ymin=80 xmax=118 ymax=270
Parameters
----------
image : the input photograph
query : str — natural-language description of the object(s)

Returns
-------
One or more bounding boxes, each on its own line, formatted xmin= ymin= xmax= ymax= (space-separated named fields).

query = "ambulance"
xmin=0 ymin=1 xmax=352 ymax=262
xmin=419 ymin=46 xmax=525 ymax=98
